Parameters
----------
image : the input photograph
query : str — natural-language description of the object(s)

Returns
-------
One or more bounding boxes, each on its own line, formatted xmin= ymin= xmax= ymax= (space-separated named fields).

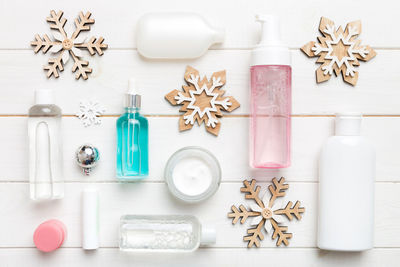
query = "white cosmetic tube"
xmin=82 ymin=188 xmax=99 ymax=250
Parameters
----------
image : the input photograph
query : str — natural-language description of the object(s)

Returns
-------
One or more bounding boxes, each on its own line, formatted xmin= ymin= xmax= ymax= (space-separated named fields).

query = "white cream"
xmin=172 ymin=156 xmax=213 ymax=196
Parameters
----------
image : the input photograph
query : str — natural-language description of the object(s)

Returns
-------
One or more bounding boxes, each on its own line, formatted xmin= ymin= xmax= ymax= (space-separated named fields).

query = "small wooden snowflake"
xmin=228 ymin=178 xmax=305 ymax=248
xmin=31 ymin=10 xmax=108 ymax=80
xmin=165 ymin=66 xmax=240 ymax=136
xmin=301 ymin=17 xmax=376 ymax=86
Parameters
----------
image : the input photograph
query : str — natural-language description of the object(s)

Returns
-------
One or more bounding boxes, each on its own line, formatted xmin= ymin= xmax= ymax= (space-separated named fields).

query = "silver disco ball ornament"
xmin=76 ymin=144 xmax=100 ymax=175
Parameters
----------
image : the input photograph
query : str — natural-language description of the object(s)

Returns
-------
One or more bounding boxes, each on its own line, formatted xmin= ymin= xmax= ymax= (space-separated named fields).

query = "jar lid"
xmin=165 ymin=146 xmax=221 ymax=203
xmin=33 ymin=219 xmax=67 ymax=252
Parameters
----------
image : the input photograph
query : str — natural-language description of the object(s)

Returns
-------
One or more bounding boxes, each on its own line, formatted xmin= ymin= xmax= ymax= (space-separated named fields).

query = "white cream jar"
xmin=165 ymin=147 xmax=221 ymax=203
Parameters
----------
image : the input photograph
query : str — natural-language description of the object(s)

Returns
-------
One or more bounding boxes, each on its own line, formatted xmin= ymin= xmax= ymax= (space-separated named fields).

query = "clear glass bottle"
xmin=28 ymin=89 xmax=64 ymax=200
xmin=250 ymin=15 xmax=292 ymax=169
xmin=119 ymin=215 xmax=216 ymax=252
xmin=116 ymin=79 xmax=149 ymax=179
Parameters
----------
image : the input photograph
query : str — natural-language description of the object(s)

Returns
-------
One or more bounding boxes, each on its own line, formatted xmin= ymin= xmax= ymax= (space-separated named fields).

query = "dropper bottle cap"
xmin=125 ymin=78 xmax=141 ymax=108
xmin=251 ymin=14 xmax=291 ymax=66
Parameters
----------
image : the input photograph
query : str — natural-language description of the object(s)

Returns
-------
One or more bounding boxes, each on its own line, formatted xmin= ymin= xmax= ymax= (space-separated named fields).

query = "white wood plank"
xmin=0 ymin=49 xmax=399 ymax=115
xmin=1 ymin=0 xmax=399 ymax=49
xmin=0 ymin=182 xmax=398 ymax=248
xmin=0 ymin=116 xmax=399 ymax=182
xmin=0 ymin=248 xmax=399 ymax=267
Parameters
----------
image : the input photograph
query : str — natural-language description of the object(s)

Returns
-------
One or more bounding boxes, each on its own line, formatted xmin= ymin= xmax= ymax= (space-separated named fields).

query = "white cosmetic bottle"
xmin=318 ymin=113 xmax=375 ymax=251
xmin=136 ymin=12 xmax=224 ymax=59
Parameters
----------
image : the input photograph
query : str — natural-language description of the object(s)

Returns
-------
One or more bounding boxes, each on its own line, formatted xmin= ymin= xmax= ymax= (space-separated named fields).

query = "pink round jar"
xmin=33 ymin=219 xmax=67 ymax=252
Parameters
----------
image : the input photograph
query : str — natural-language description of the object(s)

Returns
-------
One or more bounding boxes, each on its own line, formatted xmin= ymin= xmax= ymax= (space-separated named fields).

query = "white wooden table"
xmin=1 ymin=0 xmax=399 ymax=266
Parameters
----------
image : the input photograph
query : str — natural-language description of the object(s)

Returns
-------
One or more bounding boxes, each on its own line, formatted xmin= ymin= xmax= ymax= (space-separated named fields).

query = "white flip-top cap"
xmin=35 ymin=89 xmax=54 ymax=105
xmin=200 ymin=226 xmax=216 ymax=246
xmin=82 ymin=188 xmax=99 ymax=250
xmin=335 ymin=113 xmax=362 ymax=136
xmin=251 ymin=14 xmax=290 ymax=66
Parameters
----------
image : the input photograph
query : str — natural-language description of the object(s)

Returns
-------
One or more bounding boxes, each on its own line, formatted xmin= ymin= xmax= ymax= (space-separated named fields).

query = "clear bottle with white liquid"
xmin=119 ymin=215 xmax=216 ymax=252
xmin=28 ymin=89 xmax=64 ymax=200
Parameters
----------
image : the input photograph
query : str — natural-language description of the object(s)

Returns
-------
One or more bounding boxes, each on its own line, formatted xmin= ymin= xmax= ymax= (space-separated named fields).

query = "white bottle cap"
xmin=335 ymin=113 xmax=362 ymax=136
xmin=200 ymin=226 xmax=216 ymax=246
xmin=82 ymin=188 xmax=99 ymax=250
xmin=211 ymin=28 xmax=225 ymax=44
xmin=251 ymin=14 xmax=291 ymax=66
xmin=35 ymin=89 xmax=54 ymax=105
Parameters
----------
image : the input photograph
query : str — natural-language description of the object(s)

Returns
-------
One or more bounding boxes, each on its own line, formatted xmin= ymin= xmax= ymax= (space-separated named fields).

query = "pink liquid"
xmin=250 ymin=65 xmax=291 ymax=168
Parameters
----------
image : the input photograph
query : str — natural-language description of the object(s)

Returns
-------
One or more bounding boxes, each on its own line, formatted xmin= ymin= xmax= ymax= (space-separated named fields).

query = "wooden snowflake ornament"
xmin=165 ymin=66 xmax=240 ymax=136
xmin=31 ymin=10 xmax=108 ymax=80
xmin=228 ymin=178 xmax=305 ymax=248
xmin=301 ymin=17 xmax=376 ymax=86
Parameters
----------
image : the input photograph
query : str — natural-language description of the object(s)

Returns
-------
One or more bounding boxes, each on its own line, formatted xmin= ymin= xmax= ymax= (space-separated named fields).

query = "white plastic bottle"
xmin=28 ymin=89 xmax=64 ymax=200
xmin=119 ymin=215 xmax=216 ymax=252
xmin=318 ymin=113 xmax=375 ymax=251
xmin=136 ymin=12 xmax=224 ymax=59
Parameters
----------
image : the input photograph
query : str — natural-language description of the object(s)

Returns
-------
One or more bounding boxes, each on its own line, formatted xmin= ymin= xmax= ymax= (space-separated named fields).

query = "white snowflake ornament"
xmin=301 ymin=17 xmax=376 ymax=86
xmin=76 ymin=100 xmax=106 ymax=127
xmin=31 ymin=10 xmax=108 ymax=80
xmin=165 ymin=66 xmax=240 ymax=136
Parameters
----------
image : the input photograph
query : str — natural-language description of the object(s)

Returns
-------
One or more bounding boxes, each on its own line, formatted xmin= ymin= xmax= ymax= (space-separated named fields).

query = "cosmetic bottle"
xmin=318 ymin=114 xmax=375 ymax=251
xmin=119 ymin=215 xmax=216 ymax=252
xmin=250 ymin=15 xmax=291 ymax=169
xmin=136 ymin=12 xmax=224 ymax=59
xmin=116 ymin=79 xmax=149 ymax=180
xmin=28 ymin=89 xmax=64 ymax=200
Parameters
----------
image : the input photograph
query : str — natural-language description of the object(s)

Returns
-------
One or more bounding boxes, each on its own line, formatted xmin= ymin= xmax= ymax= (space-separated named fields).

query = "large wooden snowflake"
xmin=301 ymin=17 xmax=376 ymax=86
xmin=31 ymin=10 xmax=108 ymax=80
xmin=228 ymin=178 xmax=305 ymax=248
xmin=165 ymin=66 xmax=240 ymax=136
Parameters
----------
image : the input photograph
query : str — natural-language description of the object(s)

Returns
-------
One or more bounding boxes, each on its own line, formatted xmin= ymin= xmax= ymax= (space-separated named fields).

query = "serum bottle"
xmin=116 ymin=79 xmax=149 ymax=180
xmin=250 ymin=15 xmax=291 ymax=169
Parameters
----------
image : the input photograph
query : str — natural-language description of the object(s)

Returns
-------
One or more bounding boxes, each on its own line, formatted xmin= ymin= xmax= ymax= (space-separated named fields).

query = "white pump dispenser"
xmin=251 ymin=15 xmax=290 ymax=66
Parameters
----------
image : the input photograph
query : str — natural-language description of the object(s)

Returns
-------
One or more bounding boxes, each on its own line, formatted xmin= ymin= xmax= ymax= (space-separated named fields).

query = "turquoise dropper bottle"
xmin=116 ymin=78 xmax=149 ymax=180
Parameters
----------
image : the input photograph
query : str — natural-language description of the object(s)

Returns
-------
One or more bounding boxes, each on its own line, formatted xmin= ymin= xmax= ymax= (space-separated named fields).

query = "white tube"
xmin=82 ymin=188 xmax=99 ymax=250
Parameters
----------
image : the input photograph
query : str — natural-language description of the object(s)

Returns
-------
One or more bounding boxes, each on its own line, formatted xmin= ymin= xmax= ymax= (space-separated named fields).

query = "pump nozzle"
xmin=255 ymin=14 xmax=282 ymax=46
xmin=251 ymin=14 xmax=290 ymax=66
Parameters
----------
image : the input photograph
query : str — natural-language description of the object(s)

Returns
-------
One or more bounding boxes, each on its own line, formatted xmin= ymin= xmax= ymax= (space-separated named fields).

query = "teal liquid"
xmin=116 ymin=107 xmax=148 ymax=179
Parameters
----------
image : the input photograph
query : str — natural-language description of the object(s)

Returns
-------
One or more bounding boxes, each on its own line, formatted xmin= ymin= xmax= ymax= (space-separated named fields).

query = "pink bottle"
xmin=250 ymin=15 xmax=291 ymax=168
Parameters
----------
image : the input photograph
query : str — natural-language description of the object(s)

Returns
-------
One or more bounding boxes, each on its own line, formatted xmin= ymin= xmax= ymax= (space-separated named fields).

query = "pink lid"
xmin=33 ymin=219 xmax=67 ymax=252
